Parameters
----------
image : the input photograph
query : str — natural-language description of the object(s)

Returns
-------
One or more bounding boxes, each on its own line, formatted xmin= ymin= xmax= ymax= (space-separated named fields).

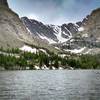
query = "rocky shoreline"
xmin=0 ymin=65 xmax=74 ymax=71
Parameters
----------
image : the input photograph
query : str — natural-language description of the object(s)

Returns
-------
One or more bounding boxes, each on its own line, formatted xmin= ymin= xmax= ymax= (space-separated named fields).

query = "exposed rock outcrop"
xmin=0 ymin=1 xmax=39 ymax=48
xmin=0 ymin=0 xmax=9 ymax=7
xmin=21 ymin=8 xmax=100 ymax=54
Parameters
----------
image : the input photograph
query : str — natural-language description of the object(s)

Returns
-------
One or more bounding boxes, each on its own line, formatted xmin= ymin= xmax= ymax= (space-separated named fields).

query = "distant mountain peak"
xmin=21 ymin=8 xmax=100 ymax=54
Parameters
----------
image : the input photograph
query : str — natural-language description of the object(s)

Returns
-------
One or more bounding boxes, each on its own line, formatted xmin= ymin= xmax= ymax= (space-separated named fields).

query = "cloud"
xmin=8 ymin=0 xmax=100 ymax=25
xmin=75 ymin=0 xmax=92 ymax=5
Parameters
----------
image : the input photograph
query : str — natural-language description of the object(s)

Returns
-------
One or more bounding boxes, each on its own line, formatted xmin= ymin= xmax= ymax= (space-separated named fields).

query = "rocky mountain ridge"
xmin=0 ymin=0 xmax=59 ymax=53
xmin=21 ymin=8 xmax=100 ymax=54
xmin=21 ymin=17 xmax=80 ymax=44
xmin=0 ymin=0 xmax=100 ymax=54
xmin=0 ymin=0 xmax=36 ymax=49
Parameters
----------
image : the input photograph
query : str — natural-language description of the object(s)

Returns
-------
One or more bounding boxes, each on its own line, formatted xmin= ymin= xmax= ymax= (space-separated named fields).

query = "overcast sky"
xmin=8 ymin=0 xmax=100 ymax=25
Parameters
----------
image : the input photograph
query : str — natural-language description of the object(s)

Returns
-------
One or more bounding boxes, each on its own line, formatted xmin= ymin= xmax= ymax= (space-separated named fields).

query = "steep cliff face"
xmin=0 ymin=0 xmax=30 ymax=48
xmin=0 ymin=0 xmax=59 ymax=53
xmin=0 ymin=0 xmax=99 ymax=54
xmin=61 ymin=8 xmax=100 ymax=54
xmin=21 ymin=8 xmax=100 ymax=54
xmin=0 ymin=0 xmax=8 ymax=7
xmin=21 ymin=17 xmax=79 ymax=44
xmin=83 ymin=8 xmax=100 ymax=39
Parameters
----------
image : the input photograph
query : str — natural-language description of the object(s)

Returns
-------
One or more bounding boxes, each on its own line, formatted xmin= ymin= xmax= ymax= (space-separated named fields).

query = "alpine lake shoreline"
xmin=0 ymin=47 xmax=100 ymax=71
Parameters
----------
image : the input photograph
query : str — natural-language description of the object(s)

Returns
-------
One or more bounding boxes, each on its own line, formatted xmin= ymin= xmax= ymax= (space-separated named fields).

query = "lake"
xmin=0 ymin=70 xmax=100 ymax=100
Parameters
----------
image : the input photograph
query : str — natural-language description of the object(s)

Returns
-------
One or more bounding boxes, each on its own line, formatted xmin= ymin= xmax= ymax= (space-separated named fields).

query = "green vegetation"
xmin=0 ymin=47 xmax=66 ymax=70
xmin=0 ymin=47 xmax=100 ymax=70
xmin=67 ymin=54 xmax=100 ymax=69
xmin=0 ymin=47 xmax=21 ymax=54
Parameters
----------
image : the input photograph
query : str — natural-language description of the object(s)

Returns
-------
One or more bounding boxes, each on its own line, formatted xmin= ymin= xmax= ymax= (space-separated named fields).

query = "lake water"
xmin=0 ymin=70 xmax=100 ymax=100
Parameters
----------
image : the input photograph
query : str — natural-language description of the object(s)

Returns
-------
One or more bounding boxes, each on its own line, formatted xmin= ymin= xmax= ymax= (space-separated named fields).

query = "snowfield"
xmin=65 ymin=47 xmax=86 ymax=54
xmin=19 ymin=45 xmax=37 ymax=53
xmin=78 ymin=27 xmax=84 ymax=32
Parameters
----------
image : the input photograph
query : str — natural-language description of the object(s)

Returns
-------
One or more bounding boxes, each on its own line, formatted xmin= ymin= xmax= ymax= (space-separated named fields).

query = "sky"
xmin=8 ymin=0 xmax=100 ymax=25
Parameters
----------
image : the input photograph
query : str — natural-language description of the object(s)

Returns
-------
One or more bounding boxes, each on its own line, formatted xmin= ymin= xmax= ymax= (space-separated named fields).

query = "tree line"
xmin=0 ymin=47 xmax=100 ymax=70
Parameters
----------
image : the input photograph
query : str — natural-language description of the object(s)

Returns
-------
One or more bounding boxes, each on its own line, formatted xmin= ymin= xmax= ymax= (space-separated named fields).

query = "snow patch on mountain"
xmin=82 ymin=33 xmax=88 ymax=37
xmin=65 ymin=47 xmax=86 ymax=54
xmin=55 ymin=47 xmax=60 ymax=50
xmin=59 ymin=54 xmax=66 ymax=58
xmin=78 ymin=27 xmax=84 ymax=32
xmin=19 ymin=45 xmax=37 ymax=53
xmin=39 ymin=49 xmax=47 ymax=54
xmin=64 ymin=27 xmax=72 ymax=37
xmin=50 ymin=25 xmax=72 ymax=43
xmin=54 ymin=26 xmax=68 ymax=43
xmin=26 ymin=27 xmax=32 ymax=35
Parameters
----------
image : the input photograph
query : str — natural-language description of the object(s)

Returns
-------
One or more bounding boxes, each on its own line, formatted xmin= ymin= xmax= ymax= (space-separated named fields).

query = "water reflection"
xmin=0 ymin=70 xmax=100 ymax=100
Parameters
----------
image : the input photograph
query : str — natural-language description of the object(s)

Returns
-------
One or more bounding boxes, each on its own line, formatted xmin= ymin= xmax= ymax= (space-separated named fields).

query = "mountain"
xmin=82 ymin=8 xmax=100 ymax=39
xmin=21 ymin=8 xmax=100 ymax=54
xmin=21 ymin=17 xmax=79 ymax=44
xmin=0 ymin=0 xmax=99 ymax=54
xmin=0 ymin=0 xmax=31 ymax=48
xmin=59 ymin=8 xmax=100 ymax=54
xmin=0 ymin=0 xmax=59 ymax=53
